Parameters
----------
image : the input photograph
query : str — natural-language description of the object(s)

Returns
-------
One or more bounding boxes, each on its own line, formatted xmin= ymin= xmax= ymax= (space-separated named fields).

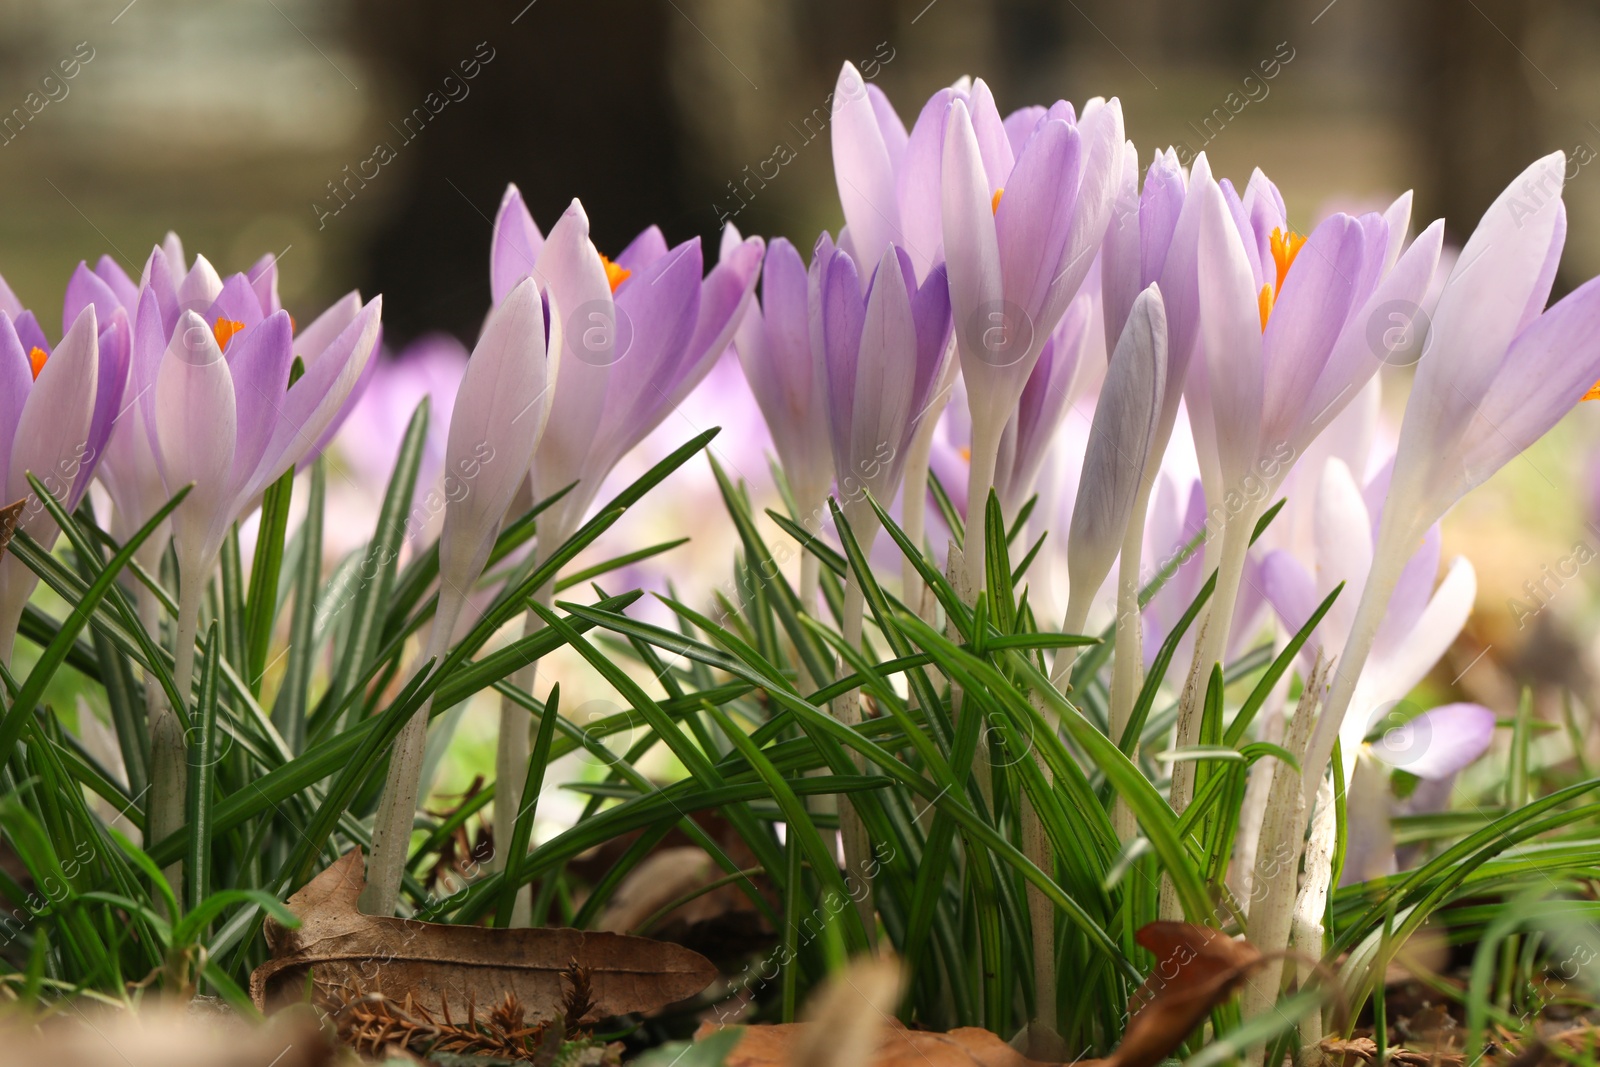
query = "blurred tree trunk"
xmin=1406 ymin=0 xmax=1546 ymax=246
xmin=347 ymin=0 xmax=687 ymax=344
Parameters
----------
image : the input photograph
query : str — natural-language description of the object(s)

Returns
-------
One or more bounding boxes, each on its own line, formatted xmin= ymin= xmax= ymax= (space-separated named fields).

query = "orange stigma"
xmin=959 ymin=445 xmax=972 ymax=463
xmin=1269 ymin=226 xmax=1306 ymax=293
xmin=27 ymin=346 xmax=47 ymax=380
xmin=601 ymin=255 xmax=631 ymax=293
xmin=212 ymin=317 xmax=245 ymax=351
xmin=1584 ymin=380 xmax=1600 ymax=402
xmin=1256 ymin=226 xmax=1307 ymax=331
xmin=991 ymin=187 xmax=1004 ymax=215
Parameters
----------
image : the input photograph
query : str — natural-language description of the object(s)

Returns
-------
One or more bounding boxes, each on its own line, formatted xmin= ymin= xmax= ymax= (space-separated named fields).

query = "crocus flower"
xmin=1305 ymin=150 xmax=1600 ymax=804
xmin=1259 ymin=456 xmax=1476 ymax=774
xmin=363 ymin=278 xmax=556 ymax=915
xmin=817 ymin=238 xmax=953 ymax=563
xmin=0 ymin=304 xmax=113 ymax=665
xmin=1341 ymin=701 xmax=1495 ymax=885
xmin=490 ymin=187 xmax=763 ymax=548
xmin=729 ymin=233 xmax=833 ymax=609
xmin=1056 ymin=284 xmax=1167 ymax=680
xmin=942 ymin=88 xmax=1125 ymax=590
xmin=993 ymin=292 xmax=1097 ymax=517
xmin=132 ymin=247 xmax=380 ymax=881
xmin=1173 ymin=169 xmax=1443 ymax=816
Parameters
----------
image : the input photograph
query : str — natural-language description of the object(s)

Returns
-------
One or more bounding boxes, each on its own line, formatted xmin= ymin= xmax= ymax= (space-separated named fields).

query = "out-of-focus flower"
xmin=364 ymin=277 xmax=556 ymax=915
xmin=1342 ymin=702 xmax=1495 ymax=884
xmin=1306 ymin=151 xmax=1600 ymax=803
xmin=0 ymin=304 xmax=108 ymax=665
xmin=817 ymin=238 xmax=953 ymax=551
xmin=331 ymin=332 xmax=470 ymax=552
xmin=1260 ymin=456 xmax=1477 ymax=771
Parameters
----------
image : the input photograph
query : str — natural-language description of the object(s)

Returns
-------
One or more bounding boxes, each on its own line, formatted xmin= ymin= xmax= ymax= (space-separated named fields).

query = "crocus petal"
xmin=1414 ymin=152 xmax=1566 ymax=430
xmin=1155 ymin=153 xmax=1214 ymax=417
xmin=74 ymin=310 xmax=130 ymax=508
xmin=617 ymin=225 xmax=671 ymax=273
xmin=208 ymin=274 xmax=267 ymax=335
xmin=1068 ymin=285 xmax=1168 ymax=607
xmin=490 ymin=184 xmax=546 ymax=307
xmin=247 ymin=252 xmax=282 ymax=315
xmin=8 ymin=305 xmax=98 ymax=530
xmin=295 ymin=291 xmax=363 ymax=363
xmin=177 ymin=255 xmax=224 ymax=316
xmin=942 ymin=97 xmax=1006 ymax=433
xmin=1365 ymin=555 xmax=1476 ymax=702
xmin=845 ymin=247 xmax=919 ymax=507
xmin=1261 ymin=549 xmax=1319 ymax=647
xmin=224 ymin=311 xmax=296 ymax=496
xmin=1340 ymin=755 xmax=1398 ymax=885
xmin=1366 ymin=702 xmax=1494 ymax=779
xmin=1100 ymin=145 xmax=1141 ymax=349
xmin=994 ymin=116 xmax=1081 ymax=331
xmin=600 ymin=239 xmax=702 ymax=449
xmin=154 ymin=309 xmax=235 ymax=566
xmin=1002 ymin=105 xmax=1046 ymax=155
xmin=898 ymin=88 xmax=954 ymax=279
xmin=821 ymin=249 xmax=867 ymax=478
xmin=1260 ymin=214 xmax=1369 ymax=445
xmin=1312 ymin=457 xmax=1373 ymax=648
xmin=867 ymin=83 xmax=909 ymax=169
xmin=964 ymin=79 xmax=1014 ymax=188
xmin=0 ymin=316 xmax=31 ymax=485
xmin=63 ymin=261 xmax=123 ymax=338
xmin=0 ymin=275 xmax=22 ymax=320
xmin=1381 ymin=191 xmax=1414 ymax=271
xmin=669 ymin=235 xmax=763 ymax=412
xmin=1195 ymin=177 xmax=1262 ymax=492
xmin=1044 ymin=97 xmax=1123 ymax=330
xmin=437 ymin=277 xmax=554 ymax=593
xmin=253 ymin=297 xmax=382 ymax=499
xmin=833 ymin=62 xmax=904 ymax=278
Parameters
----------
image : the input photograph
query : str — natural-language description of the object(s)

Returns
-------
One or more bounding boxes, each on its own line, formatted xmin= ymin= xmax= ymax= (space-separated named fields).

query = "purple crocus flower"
xmin=1259 ymin=455 xmax=1476 ymax=774
xmin=0 ymin=301 xmax=119 ymax=665
xmin=942 ymin=88 xmax=1124 ymax=589
xmin=817 ymin=237 xmax=953 ymax=554
xmin=1305 ymin=151 xmax=1600 ymax=804
xmin=729 ymin=232 xmax=834 ymax=547
xmin=491 ymin=186 xmax=764 ymax=548
xmin=1342 ymin=702 xmax=1495 ymax=885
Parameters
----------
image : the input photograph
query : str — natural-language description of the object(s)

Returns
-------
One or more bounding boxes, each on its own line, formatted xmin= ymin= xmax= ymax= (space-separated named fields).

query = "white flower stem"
xmin=150 ymin=567 xmax=205 ymax=902
xmin=1170 ymin=509 xmax=1254 ymax=816
xmin=1021 ymin=743 xmax=1056 ymax=1041
xmin=491 ymin=579 xmax=555 ymax=927
xmin=1300 ymin=531 xmax=1411 ymax=814
xmin=1293 ymin=779 xmax=1338 ymax=1058
xmin=1242 ymin=657 xmax=1324 ymax=1066
xmin=963 ymin=415 xmax=1003 ymax=600
xmin=833 ymin=516 xmax=878 ymax=945
xmin=1109 ymin=483 xmax=1153 ymax=841
xmin=361 ymin=591 xmax=466 ymax=916
xmin=901 ymin=401 xmax=942 ymax=622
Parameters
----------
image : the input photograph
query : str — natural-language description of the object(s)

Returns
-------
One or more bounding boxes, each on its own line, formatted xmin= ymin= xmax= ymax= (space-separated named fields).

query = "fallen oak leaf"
xmin=250 ymin=849 xmax=717 ymax=1027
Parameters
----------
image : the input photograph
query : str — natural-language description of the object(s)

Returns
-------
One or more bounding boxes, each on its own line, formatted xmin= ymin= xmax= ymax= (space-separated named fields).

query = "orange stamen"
xmin=601 ymin=255 xmax=631 ymax=293
xmin=27 ymin=346 xmax=47 ymax=380
xmin=1269 ymin=226 xmax=1306 ymax=293
xmin=212 ymin=317 xmax=245 ymax=351
xmin=991 ymin=187 xmax=1004 ymax=215
xmin=1258 ymin=285 xmax=1274 ymax=332
xmin=959 ymin=446 xmax=972 ymax=462
xmin=1584 ymin=380 xmax=1600 ymax=402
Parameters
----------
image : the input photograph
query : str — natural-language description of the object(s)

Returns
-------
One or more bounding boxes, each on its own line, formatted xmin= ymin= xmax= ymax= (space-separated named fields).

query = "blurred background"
xmin=4 ymin=0 xmax=1600 ymax=761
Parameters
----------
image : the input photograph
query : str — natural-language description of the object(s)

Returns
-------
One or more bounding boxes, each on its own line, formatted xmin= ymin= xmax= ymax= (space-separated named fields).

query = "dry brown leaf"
xmin=1105 ymin=922 xmax=1270 ymax=1067
xmin=250 ymin=849 xmax=717 ymax=1026
xmin=790 ymin=954 xmax=903 ymax=1067
xmin=697 ymin=1020 xmax=1068 ymax=1067
xmin=0 ymin=499 xmax=24 ymax=558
